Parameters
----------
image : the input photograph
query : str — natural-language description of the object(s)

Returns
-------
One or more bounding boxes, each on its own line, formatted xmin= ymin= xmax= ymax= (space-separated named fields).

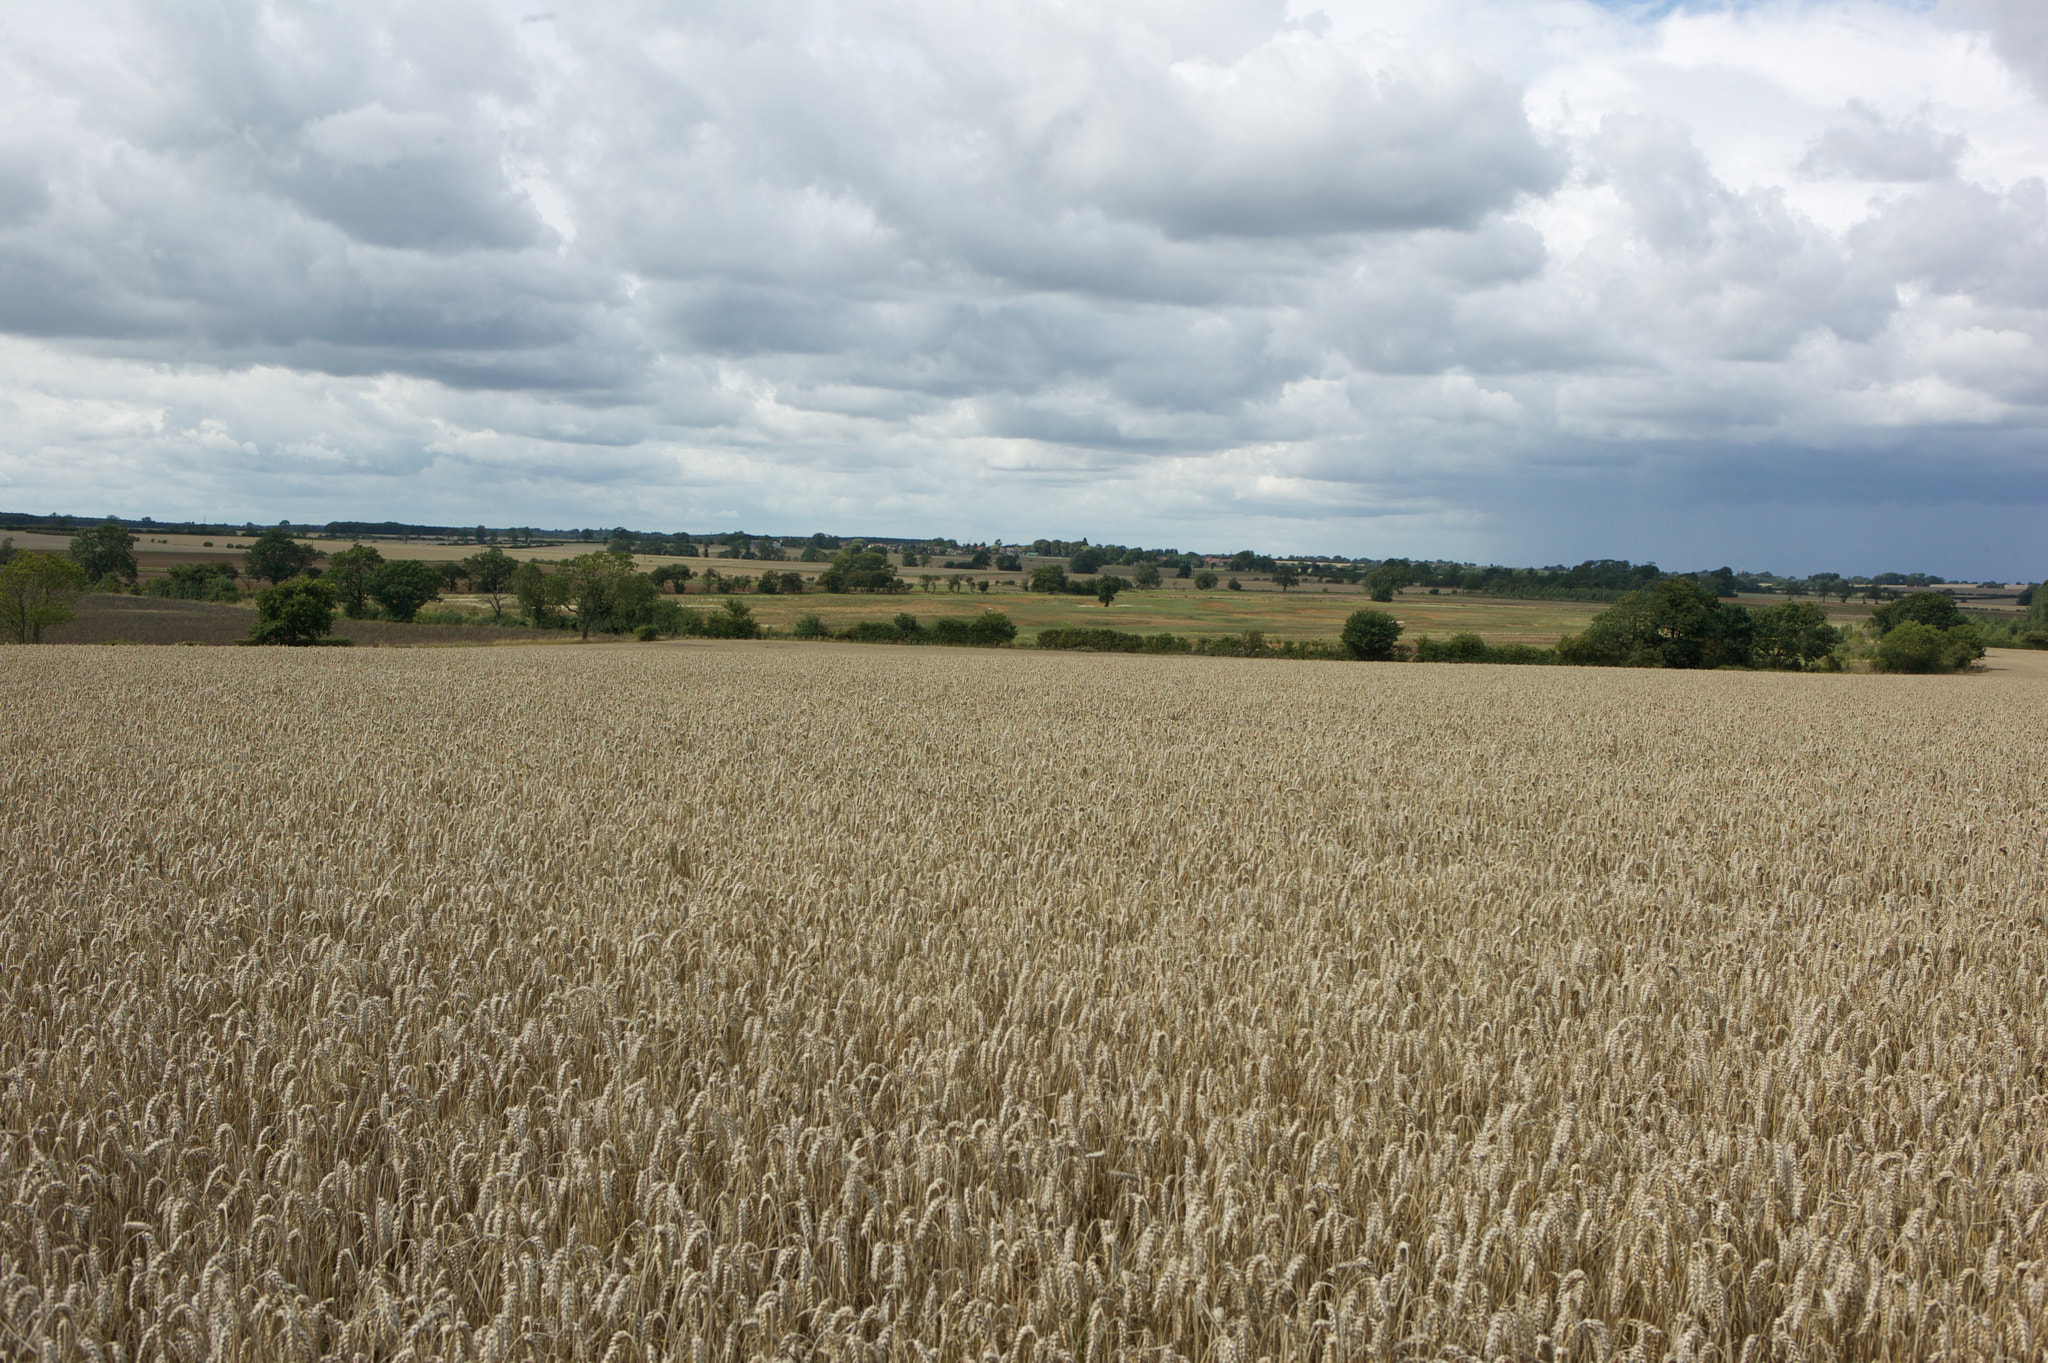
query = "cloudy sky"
xmin=2 ymin=0 xmax=2046 ymax=573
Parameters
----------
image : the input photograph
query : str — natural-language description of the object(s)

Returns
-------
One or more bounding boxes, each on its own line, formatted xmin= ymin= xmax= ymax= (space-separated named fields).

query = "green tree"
xmin=149 ymin=562 xmax=240 ymax=601
xmin=244 ymin=577 xmax=345 ymax=646
xmin=326 ymin=543 xmax=384 ymax=618
xmin=1340 ymin=608 xmax=1403 ymax=660
xmin=1095 ymin=574 xmax=1129 ymax=607
xmin=1651 ymin=576 xmax=1752 ymax=668
xmin=0 ymin=552 xmax=86 ymax=643
xmin=1133 ymin=564 xmax=1162 ymax=589
xmin=1750 ymin=601 xmax=1840 ymax=670
xmin=512 ymin=561 xmax=569 ymax=626
xmin=243 ymin=525 xmax=319 ymax=584
xmin=69 ymin=519 xmax=138 ymax=584
xmin=1028 ymin=564 xmax=1069 ymax=593
xmin=1869 ymin=591 xmax=1965 ymax=635
xmin=647 ymin=563 xmax=695 ymax=594
xmin=559 ymin=551 xmax=644 ymax=639
xmin=1194 ymin=570 xmax=1219 ymax=590
xmin=1271 ymin=565 xmax=1300 ymax=592
xmin=1558 ymin=579 xmax=1751 ymax=668
xmin=1872 ymin=620 xmax=1979 ymax=673
xmin=367 ymin=560 xmax=443 ymax=623
xmin=463 ymin=545 xmax=517 ymax=617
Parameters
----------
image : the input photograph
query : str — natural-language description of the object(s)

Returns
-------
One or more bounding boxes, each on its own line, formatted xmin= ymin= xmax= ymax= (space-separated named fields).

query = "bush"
xmin=845 ymin=619 xmax=902 ymax=642
xmin=792 ymin=612 xmax=828 ymax=639
xmin=1872 ymin=620 xmax=1981 ymax=673
xmin=635 ymin=624 xmax=660 ymax=642
xmin=1340 ymin=609 xmax=1403 ymax=660
xmin=700 ymin=598 xmax=760 ymax=639
xmin=1194 ymin=570 xmax=1218 ymax=590
xmin=967 ymin=611 xmax=1017 ymax=646
xmin=1038 ymin=628 xmax=1146 ymax=652
xmin=1415 ymin=632 xmax=1491 ymax=663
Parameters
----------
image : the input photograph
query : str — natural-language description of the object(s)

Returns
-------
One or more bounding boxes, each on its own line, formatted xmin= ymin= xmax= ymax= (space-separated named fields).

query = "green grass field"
xmin=425 ymin=583 xmax=1901 ymax=647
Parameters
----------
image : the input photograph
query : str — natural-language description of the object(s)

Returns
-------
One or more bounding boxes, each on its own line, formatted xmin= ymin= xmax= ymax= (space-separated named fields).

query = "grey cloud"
xmin=1799 ymin=102 xmax=1966 ymax=182
xmin=0 ymin=0 xmax=2046 ymax=578
xmin=1959 ymin=0 xmax=2048 ymax=99
xmin=0 ymin=151 xmax=50 ymax=227
xmin=1034 ymin=46 xmax=1564 ymax=238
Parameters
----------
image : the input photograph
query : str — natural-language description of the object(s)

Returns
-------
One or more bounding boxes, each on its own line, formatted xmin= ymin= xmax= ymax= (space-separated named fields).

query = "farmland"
xmin=3 ymin=645 xmax=2045 ymax=1360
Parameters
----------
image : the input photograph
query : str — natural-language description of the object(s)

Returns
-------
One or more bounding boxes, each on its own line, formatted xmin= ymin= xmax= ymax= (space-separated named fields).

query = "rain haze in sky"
xmin=2 ymin=0 xmax=2046 ymax=574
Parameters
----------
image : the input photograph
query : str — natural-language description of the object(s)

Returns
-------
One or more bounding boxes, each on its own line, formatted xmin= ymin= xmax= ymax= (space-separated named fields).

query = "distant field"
xmin=10 ymin=524 xmax=2025 ymax=647
xmin=44 ymin=595 xmax=568 ymax=647
xmin=4 ymin=643 xmax=2044 ymax=1359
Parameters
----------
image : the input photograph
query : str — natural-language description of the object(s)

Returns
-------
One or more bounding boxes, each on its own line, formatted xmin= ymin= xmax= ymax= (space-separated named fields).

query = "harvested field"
xmin=2 ymin=645 xmax=2045 ymax=1361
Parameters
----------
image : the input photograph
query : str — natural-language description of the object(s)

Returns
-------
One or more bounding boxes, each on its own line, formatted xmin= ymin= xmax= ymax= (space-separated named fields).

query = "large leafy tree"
xmin=366 ymin=560 xmax=443 ymax=623
xmin=243 ymin=526 xmax=319 ymax=584
xmin=559 ymin=551 xmax=644 ymax=639
xmin=463 ymin=545 xmax=518 ymax=617
xmin=512 ymin=561 xmax=569 ymax=626
xmin=818 ymin=547 xmax=900 ymax=593
xmin=1558 ymin=578 xmax=1752 ymax=668
xmin=0 ymin=552 xmax=86 ymax=643
xmin=1869 ymin=591 xmax=1965 ymax=635
xmin=244 ymin=577 xmax=343 ymax=646
xmin=69 ymin=519 xmax=138 ymax=584
xmin=325 ymin=543 xmax=384 ymax=617
xmin=1750 ymin=601 xmax=1840 ymax=670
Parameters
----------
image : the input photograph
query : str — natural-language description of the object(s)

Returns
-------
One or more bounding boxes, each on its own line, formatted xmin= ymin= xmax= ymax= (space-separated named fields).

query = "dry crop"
xmin=2 ymin=644 xmax=2045 ymax=1362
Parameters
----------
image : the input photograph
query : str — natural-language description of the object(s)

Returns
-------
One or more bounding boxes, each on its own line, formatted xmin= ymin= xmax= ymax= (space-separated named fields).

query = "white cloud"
xmin=0 ymin=0 xmax=2044 ymax=574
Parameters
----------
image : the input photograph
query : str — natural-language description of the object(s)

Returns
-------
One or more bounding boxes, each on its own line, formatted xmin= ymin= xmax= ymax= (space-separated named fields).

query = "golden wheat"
xmin=2 ymin=644 xmax=2044 ymax=1361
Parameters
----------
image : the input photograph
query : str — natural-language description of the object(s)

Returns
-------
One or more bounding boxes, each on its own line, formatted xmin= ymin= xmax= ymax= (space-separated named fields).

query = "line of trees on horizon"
xmin=2 ymin=509 xmax=2032 ymax=595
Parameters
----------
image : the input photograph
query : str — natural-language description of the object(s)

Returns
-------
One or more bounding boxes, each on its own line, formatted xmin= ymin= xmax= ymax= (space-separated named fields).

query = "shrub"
xmin=792 ymin=612 xmax=828 ymax=639
xmin=1871 ymin=620 xmax=1980 ymax=673
xmin=1340 ymin=609 xmax=1403 ymax=660
xmin=1194 ymin=571 xmax=1218 ymax=590
xmin=1038 ymin=628 xmax=1145 ymax=652
xmin=700 ymin=598 xmax=761 ymax=639
xmin=845 ymin=619 xmax=902 ymax=642
xmin=635 ymin=624 xmax=660 ymax=642
xmin=967 ymin=612 xmax=1017 ymax=646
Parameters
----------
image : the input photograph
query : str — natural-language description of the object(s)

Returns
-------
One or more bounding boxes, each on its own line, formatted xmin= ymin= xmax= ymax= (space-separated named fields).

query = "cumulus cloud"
xmin=0 ymin=0 xmax=2045 ymax=574
xmin=1800 ymin=102 xmax=1967 ymax=182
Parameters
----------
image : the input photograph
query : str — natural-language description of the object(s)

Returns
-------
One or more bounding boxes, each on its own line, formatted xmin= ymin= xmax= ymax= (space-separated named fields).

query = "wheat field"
xmin=2 ymin=644 xmax=2044 ymax=1362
